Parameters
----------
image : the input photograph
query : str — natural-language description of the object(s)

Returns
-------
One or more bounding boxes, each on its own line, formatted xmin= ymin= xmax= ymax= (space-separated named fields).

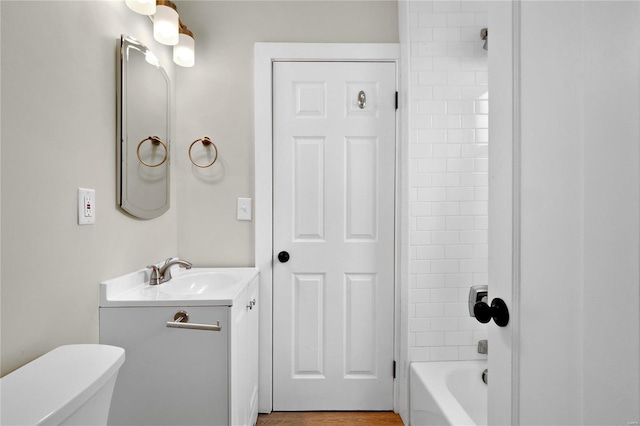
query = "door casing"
xmin=254 ymin=43 xmax=400 ymax=413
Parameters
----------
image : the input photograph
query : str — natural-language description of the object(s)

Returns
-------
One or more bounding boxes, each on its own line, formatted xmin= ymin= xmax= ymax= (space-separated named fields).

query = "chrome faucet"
xmin=477 ymin=339 xmax=488 ymax=355
xmin=147 ymin=258 xmax=192 ymax=285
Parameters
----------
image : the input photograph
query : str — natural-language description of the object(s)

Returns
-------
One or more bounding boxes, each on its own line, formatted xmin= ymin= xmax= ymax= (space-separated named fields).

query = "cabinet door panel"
xmin=100 ymin=306 xmax=229 ymax=426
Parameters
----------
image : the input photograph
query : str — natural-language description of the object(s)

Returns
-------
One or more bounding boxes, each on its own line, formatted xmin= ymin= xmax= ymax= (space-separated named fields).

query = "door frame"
xmin=254 ymin=43 xmax=400 ymax=413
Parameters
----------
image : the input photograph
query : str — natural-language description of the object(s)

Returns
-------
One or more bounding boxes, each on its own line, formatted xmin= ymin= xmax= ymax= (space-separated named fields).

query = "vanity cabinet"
xmin=100 ymin=273 xmax=259 ymax=426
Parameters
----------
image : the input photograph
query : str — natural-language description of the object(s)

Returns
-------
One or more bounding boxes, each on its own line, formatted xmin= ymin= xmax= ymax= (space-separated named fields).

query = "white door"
xmin=489 ymin=2 xmax=640 ymax=424
xmin=272 ymin=61 xmax=396 ymax=411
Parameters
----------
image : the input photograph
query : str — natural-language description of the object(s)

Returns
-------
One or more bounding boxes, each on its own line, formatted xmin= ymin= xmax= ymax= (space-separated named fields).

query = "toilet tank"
xmin=0 ymin=344 xmax=125 ymax=426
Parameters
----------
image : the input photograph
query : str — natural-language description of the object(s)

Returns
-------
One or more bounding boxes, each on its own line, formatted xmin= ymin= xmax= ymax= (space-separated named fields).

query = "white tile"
xmin=418 ymin=13 xmax=447 ymax=28
xmin=444 ymin=302 xmax=470 ymax=317
xmin=417 ymin=187 xmax=447 ymax=202
xmin=461 ymin=143 xmax=488 ymax=159
xmin=412 ymin=260 xmax=431 ymax=273
xmin=447 ymin=100 xmax=475 ymax=114
xmin=433 ymin=57 xmax=462 ymax=71
xmin=433 ymin=86 xmax=462 ymax=100
xmin=459 ymin=259 xmax=488 ymax=273
xmin=432 ymin=114 xmax=462 ymax=129
xmin=447 ymin=129 xmax=476 ymax=143
xmin=462 ymin=114 xmax=489 ymax=129
xmin=461 ymin=172 xmax=488 ymax=187
xmin=418 ymin=99 xmax=447 ymax=114
xmin=432 ymin=287 xmax=460 ymax=302
xmin=434 ymin=2 xmax=461 ymax=13
xmin=458 ymin=346 xmax=486 ymax=360
xmin=416 ymin=331 xmax=445 ymax=347
xmin=415 ymin=302 xmax=445 ymax=318
xmin=446 ymin=12 xmax=476 ymax=27
xmin=416 ymin=273 xmax=446 ymax=288
xmin=432 ymin=201 xmax=460 ymax=216
xmin=411 ymin=289 xmax=431 ymax=303
xmin=474 ymin=216 xmax=488 ymax=230
xmin=410 ymin=318 xmax=431 ymax=332
xmin=475 ymin=187 xmax=489 ymax=200
xmin=432 ymin=230 xmax=460 ymax=244
xmin=417 ymin=129 xmax=447 ymax=144
xmin=459 ymin=201 xmax=488 ymax=215
xmin=444 ymin=331 xmax=473 ymax=345
xmin=461 ymin=1 xmax=489 ymax=13
xmin=432 ymin=172 xmax=461 ymax=187
xmin=411 ymin=202 xmax=432 ymax=216
xmin=459 ymin=230 xmax=487 ymax=244
xmin=473 ymin=273 xmax=488 ymax=285
xmin=410 ymin=348 xmax=431 ymax=362
xmin=411 ymin=56 xmax=434 ymax=71
xmin=418 ymin=70 xmax=447 ymax=86
xmin=418 ymin=42 xmax=447 ymax=57
xmin=445 ymin=273 xmax=473 ymax=287
xmin=417 ymin=245 xmax=445 ymax=260
xmin=411 ymin=231 xmax=432 ymax=245
xmin=430 ymin=346 xmax=459 ymax=361
xmin=447 ymin=158 xmax=475 ymax=172
xmin=410 ymin=144 xmax=433 ymax=159
xmin=433 ymin=27 xmax=461 ymax=42
xmin=430 ymin=317 xmax=460 ymax=332
xmin=445 ymin=245 xmax=473 ymax=259
xmin=431 ymin=259 xmax=460 ymax=273
xmin=418 ymin=158 xmax=447 ymax=173
xmin=446 ymin=187 xmax=475 ymax=201
xmin=417 ymin=216 xmax=447 ymax=230
xmin=410 ymin=28 xmax=433 ymax=42
xmin=446 ymin=216 xmax=475 ymax=230
xmin=446 ymin=42 xmax=478 ymax=57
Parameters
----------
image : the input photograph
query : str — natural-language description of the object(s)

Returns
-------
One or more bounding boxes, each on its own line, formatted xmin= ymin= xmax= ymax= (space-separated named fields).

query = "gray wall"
xmin=0 ymin=1 xmax=398 ymax=375
xmin=175 ymin=1 xmax=399 ymax=266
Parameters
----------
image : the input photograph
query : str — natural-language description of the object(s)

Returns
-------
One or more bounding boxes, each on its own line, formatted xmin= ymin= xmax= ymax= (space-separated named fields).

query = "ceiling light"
xmin=153 ymin=0 xmax=179 ymax=46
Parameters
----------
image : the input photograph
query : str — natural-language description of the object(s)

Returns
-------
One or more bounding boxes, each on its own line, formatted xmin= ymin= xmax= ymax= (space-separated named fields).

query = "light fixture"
xmin=173 ymin=22 xmax=195 ymax=67
xmin=153 ymin=0 xmax=179 ymax=46
xmin=125 ymin=0 xmax=156 ymax=15
xmin=124 ymin=0 xmax=197 ymax=67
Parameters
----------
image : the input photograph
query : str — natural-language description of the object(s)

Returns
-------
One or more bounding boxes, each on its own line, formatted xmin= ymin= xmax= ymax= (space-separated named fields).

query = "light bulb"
xmin=125 ymin=0 xmax=156 ymax=15
xmin=153 ymin=0 xmax=179 ymax=46
xmin=173 ymin=25 xmax=195 ymax=67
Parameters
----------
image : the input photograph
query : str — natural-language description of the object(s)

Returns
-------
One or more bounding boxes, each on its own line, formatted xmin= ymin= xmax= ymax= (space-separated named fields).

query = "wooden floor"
xmin=257 ymin=412 xmax=404 ymax=425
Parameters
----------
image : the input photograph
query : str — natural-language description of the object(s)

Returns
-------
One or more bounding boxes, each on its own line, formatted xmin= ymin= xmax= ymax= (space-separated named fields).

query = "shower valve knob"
xmin=474 ymin=298 xmax=510 ymax=327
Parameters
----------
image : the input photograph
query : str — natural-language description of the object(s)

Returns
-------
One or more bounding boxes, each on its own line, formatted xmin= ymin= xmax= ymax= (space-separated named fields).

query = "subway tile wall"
xmin=407 ymin=0 xmax=489 ymax=362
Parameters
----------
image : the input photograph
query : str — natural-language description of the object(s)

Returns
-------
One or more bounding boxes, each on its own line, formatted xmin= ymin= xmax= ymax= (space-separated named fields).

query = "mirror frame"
xmin=117 ymin=35 xmax=171 ymax=219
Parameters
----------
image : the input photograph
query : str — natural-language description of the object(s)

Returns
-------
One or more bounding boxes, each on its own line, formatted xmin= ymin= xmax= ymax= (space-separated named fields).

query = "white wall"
xmin=0 ymin=0 xmax=399 ymax=379
xmin=0 ymin=1 xmax=179 ymax=375
xmin=402 ymin=0 xmax=489 ymax=363
xmin=174 ymin=1 xmax=399 ymax=267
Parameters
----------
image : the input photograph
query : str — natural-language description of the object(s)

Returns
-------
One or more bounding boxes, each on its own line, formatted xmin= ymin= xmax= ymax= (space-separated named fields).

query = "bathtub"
xmin=410 ymin=361 xmax=487 ymax=426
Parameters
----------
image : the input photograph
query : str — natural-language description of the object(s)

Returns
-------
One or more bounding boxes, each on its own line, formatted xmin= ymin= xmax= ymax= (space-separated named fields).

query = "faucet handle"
xmin=147 ymin=265 xmax=160 ymax=285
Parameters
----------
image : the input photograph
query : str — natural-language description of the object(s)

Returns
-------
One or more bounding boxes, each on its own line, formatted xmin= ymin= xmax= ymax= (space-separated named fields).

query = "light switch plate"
xmin=78 ymin=188 xmax=95 ymax=225
xmin=237 ymin=198 xmax=252 ymax=221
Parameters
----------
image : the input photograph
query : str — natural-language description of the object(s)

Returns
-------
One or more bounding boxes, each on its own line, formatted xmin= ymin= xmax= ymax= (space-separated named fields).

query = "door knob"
xmin=277 ymin=251 xmax=290 ymax=263
xmin=474 ymin=298 xmax=509 ymax=327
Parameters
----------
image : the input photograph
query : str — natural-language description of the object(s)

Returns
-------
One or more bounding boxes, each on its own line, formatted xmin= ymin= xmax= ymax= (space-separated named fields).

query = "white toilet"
xmin=0 ymin=344 xmax=125 ymax=426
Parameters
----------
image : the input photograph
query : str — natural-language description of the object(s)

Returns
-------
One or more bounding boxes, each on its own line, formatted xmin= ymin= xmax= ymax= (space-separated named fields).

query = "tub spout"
xmin=477 ymin=339 xmax=488 ymax=354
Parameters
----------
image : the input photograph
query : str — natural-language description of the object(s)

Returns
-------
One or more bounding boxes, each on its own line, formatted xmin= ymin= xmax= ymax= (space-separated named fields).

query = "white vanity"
xmin=99 ymin=265 xmax=259 ymax=426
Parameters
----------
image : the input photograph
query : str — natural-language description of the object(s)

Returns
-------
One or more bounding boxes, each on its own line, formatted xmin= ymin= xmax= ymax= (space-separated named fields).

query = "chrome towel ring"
xmin=136 ymin=136 xmax=168 ymax=168
xmin=188 ymin=136 xmax=218 ymax=168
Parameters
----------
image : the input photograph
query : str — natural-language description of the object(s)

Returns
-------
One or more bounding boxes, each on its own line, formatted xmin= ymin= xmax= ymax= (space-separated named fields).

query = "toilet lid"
xmin=0 ymin=344 xmax=125 ymax=425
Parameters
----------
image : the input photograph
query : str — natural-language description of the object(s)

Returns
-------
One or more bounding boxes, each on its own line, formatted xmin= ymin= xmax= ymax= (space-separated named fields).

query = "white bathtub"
xmin=410 ymin=361 xmax=487 ymax=426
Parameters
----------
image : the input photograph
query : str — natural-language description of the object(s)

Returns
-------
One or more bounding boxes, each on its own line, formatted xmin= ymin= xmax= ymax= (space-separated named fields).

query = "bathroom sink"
xmin=100 ymin=266 xmax=258 ymax=307
xmin=156 ymin=272 xmax=237 ymax=296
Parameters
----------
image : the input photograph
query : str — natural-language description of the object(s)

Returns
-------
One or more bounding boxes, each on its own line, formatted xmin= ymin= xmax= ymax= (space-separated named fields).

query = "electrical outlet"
xmin=78 ymin=188 xmax=95 ymax=225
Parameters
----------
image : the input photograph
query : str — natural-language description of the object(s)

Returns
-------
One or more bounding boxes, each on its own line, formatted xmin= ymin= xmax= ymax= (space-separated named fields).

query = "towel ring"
xmin=136 ymin=136 xmax=168 ymax=168
xmin=188 ymin=137 xmax=218 ymax=168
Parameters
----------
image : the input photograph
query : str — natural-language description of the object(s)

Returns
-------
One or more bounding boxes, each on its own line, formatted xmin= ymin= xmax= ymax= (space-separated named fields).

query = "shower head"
xmin=481 ymin=28 xmax=488 ymax=51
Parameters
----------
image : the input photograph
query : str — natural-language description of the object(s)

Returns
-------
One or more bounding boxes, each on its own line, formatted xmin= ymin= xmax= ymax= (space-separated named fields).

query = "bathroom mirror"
xmin=117 ymin=35 xmax=170 ymax=219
